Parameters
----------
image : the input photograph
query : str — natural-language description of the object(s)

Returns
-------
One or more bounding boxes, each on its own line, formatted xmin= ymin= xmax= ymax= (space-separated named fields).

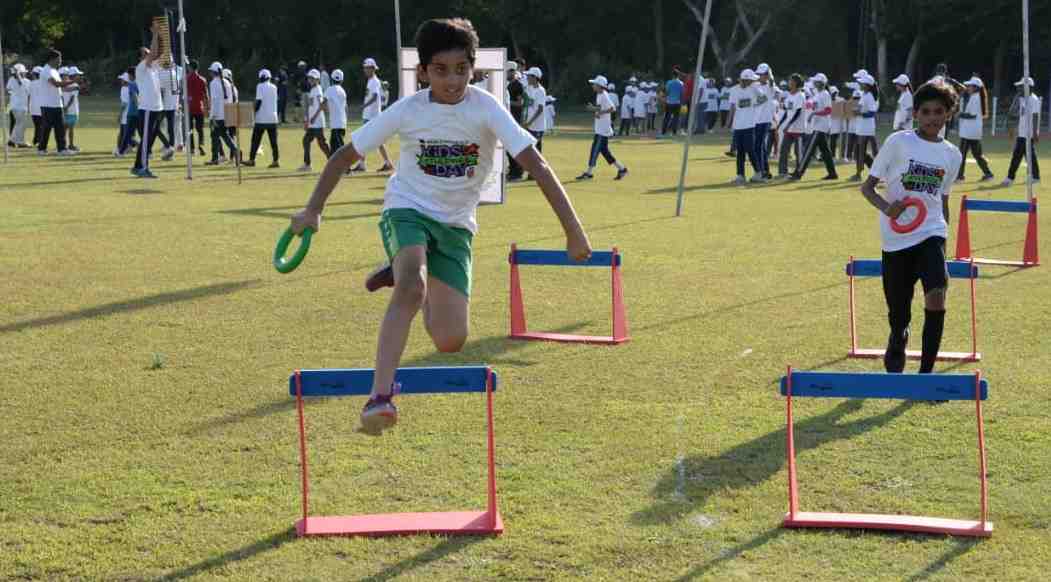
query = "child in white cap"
xmin=205 ymin=60 xmax=239 ymax=165
xmin=350 ymin=57 xmax=395 ymax=173
xmin=892 ymin=74 xmax=914 ymax=131
xmin=633 ymin=82 xmax=648 ymax=135
xmin=325 ymin=68 xmax=348 ymax=159
xmin=245 ymin=68 xmax=281 ymax=168
xmin=728 ymin=68 xmax=763 ymax=184
xmin=1003 ymin=77 xmax=1041 ymax=186
xmin=523 ymin=67 xmax=548 ymax=155
xmin=578 ymin=75 xmax=628 ymax=180
xmin=618 ymin=85 xmax=634 ymax=136
xmin=6 ymin=64 xmax=31 ymax=147
xmin=298 ymin=68 xmax=330 ymax=172
xmin=957 ymin=76 xmax=993 ymax=182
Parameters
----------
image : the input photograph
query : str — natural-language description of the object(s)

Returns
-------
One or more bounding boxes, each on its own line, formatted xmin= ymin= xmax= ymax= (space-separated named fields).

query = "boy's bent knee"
xmin=392 ymin=274 xmax=427 ymax=309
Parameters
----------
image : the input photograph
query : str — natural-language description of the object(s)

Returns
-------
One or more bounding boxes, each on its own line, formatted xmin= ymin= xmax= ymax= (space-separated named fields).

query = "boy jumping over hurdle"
xmin=859 ymin=81 xmax=962 ymax=375
xmin=290 ymin=18 xmax=592 ymax=434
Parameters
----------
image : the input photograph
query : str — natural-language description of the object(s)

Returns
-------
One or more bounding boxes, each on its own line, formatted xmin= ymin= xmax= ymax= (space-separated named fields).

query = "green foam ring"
xmin=273 ymin=227 xmax=314 ymax=274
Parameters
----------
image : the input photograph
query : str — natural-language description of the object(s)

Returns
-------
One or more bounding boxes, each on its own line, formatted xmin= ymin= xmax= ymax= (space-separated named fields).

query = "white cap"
xmin=258 ymin=68 xmax=272 ymax=79
xmin=858 ymin=74 xmax=876 ymax=86
xmin=307 ymin=68 xmax=321 ymax=80
xmin=58 ymin=67 xmax=69 ymax=76
xmin=588 ymin=75 xmax=609 ymax=88
xmin=223 ymin=68 xmax=232 ymax=79
xmin=297 ymin=60 xmax=306 ymax=67
xmin=854 ymin=69 xmax=869 ymax=78
xmin=13 ymin=63 xmax=26 ymax=73
xmin=69 ymin=66 xmax=83 ymax=75
xmin=852 ymin=90 xmax=863 ymax=98
xmin=331 ymin=69 xmax=344 ymax=82
xmin=608 ymin=83 xmax=616 ymax=90
xmin=893 ymin=74 xmax=910 ymax=86
xmin=1015 ymin=76 xmax=1035 ymax=87
xmin=363 ymin=57 xmax=379 ymax=69
xmin=965 ymin=76 xmax=983 ymax=88
xmin=32 ymin=66 xmax=43 ymax=74
xmin=209 ymin=61 xmax=223 ymax=73
xmin=546 ymin=96 xmax=556 ymax=103
xmin=756 ymin=63 xmax=771 ymax=75
xmin=505 ymin=61 xmax=518 ymax=71
xmin=526 ymin=66 xmax=542 ymax=79
xmin=629 ymin=76 xmax=638 ymax=82
xmin=829 ymin=86 xmax=839 ymax=94
xmin=118 ymin=72 xmax=130 ymax=82
xmin=740 ymin=68 xmax=759 ymax=81
xmin=811 ymin=73 xmax=828 ymax=84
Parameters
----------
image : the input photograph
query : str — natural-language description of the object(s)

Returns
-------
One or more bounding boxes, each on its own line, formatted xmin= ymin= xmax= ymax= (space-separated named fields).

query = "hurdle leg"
xmin=294 ymin=371 xmax=311 ymax=536
xmin=611 ymin=247 xmax=629 ymax=342
xmin=975 ymin=371 xmax=989 ymax=528
xmin=785 ymin=366 xmax=800 ymax=520
xmin=848 ymin=257 xmax=858 ymax=356
xmin=509 ymin=244 xmax=528 ymax=337
xmin=485 ymin=368 xmax=500 ymax=530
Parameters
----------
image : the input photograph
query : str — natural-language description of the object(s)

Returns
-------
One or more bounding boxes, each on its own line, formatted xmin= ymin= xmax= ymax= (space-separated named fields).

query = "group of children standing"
xmin=615 ymin=79 xmax=659 ymax=136
xmin=5 ymin=52 xmax=89 ymax=155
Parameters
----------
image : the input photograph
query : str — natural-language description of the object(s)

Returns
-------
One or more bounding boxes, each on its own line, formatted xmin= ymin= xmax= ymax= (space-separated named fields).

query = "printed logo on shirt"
xmin=417 ymin=140 xmax=481 ymax=178
xmin=756 ymin=93 xmax=768 ymax=105
xmin=737 ymin=98 xmax=752 ymax=108
xmin=902 ymin=159 xmax=946 ymax=196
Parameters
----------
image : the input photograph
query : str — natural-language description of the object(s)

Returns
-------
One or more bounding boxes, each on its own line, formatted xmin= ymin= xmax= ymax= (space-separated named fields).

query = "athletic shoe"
xmin=732 ymin=175 xmax=746 ymax=185
xmin=57 ymin=149 xmax=76 ymax=156
xmin=36 ymin=150 xmax=48 ymax=156
xmin=350 ymin=164 xmax=366 ymax=173
xmin=130 ymin=168 xmax=140 ymax=175
xmin=137 ymin=170 xmax=158 ymax=179
xmin=5 ymin=141 xmax=14 ymax=148
xmin=297 ymin=165 xmax=311 ymax=172
xmin=724 ymin=151 xmax=736 ymax=158
xmin=16 ymin=143 xmax=31 ymax=148
xmin=883 ymin=328 xmax=909 ymax=374
xmin=955 ymin=176 xmax=965 ymax=183
xmin=68 ymin=146 xmax=80 ymax=152
xmin=241 ymin=160 xmax=256 ymax=167
xmin=847 ymin=174 xmax=862 ymax=182
xmin=176 ymin=145 xmax=184 ymax=153
xmin=1000 ymin=178 xmax=1013 ymax=187
xmin=377 ymin=163 xmax=394 ymax=172
xmin=749 ymin=175 xmax=767 ymax=184
xmin=112 ymin=147 xmax=121 ymax=157
xmin=198 ymin=148 xmax=207 ymax=157
xmin=575 ymin=173 xmax=594 ymax=180
xmin=822 ymin=174 xmax=839 ymax=180
xmin=161 ymin=147 xmax=174 ymax=161
xmin=268 ymin=161 xmax=280 ymax=169
xmin=978 ymin=174 xmax=994 ymax=182
xmin=365 ymin=263 xmax=395 ymax=292
xmin=614 ymin=167 xmax=629 ymax=181
xmin=359 ymin=390 xmax=398 ymax=436
xmin=787 ymin=174 xmax=801 ymax=181
xmin=204 ymin=160 xmax=221 ymax=166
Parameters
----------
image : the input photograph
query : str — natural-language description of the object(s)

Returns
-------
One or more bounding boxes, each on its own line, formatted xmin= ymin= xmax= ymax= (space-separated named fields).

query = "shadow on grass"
xmin=218 ymin=199 xmax=384 ymax=222
xmin=120 ymin=188 xmax=165 ymax=195
xmin=189 ymin=324 xmax=587 ymax=434
xmin=0 ymin=279 xmax=262 ymax=334
xmin=632 ymin=399 xmax=914 ymax=526
xmin=635 ymin=281 xmax=846 ymax=334
xmin=361 ymin=536 xmax=486 ymax=582
xmin=674 ymin=527 xmax=786 ymax=581
xmin=904 ymin=538 xmax=982 ymax=581
xmin=157 ymin=527 xmax=296 ymax=581
xmin=0 ymin=176 xmax=133 ymax=190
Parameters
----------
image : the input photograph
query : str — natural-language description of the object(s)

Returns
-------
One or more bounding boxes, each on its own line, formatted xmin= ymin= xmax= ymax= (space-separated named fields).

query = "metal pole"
xmin=178 ymin=0 xmax=192 ymax=179
xmin=675 ymin=0 xmax=714 ymax=217
xmin=394 ymin=0 xmax=403 ymax=99
xmin=1 ymin=27 xmax=8 ymax=164
xmin=991 ymin=96 xmax=998 ymax=137
xmin=1022 ymin=0 xmax=1033 ymax=203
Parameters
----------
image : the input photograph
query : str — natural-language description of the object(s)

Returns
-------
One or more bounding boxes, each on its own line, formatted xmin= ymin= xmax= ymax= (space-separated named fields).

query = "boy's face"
xmin=739 ymin=78 xmax=752 ymax=88
xmin=364 ymin=66 xmax=375 ymax=78
xmin=913 ymin=99 xmax=950 ymax=138
xmin=419 ymin=48 xmax=472 ymax=105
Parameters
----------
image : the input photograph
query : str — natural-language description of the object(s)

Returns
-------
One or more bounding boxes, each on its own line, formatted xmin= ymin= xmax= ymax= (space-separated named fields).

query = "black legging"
xmin=855 ymin=135 xmax=878 ymax=175
xmin=529 ymin=130 xmax=544 ymax=153
xmin=796 ymin=131 xmax=838 ymax=178
xmin=1007 ymin=137 xmax=1041 ymax=180
xmin=210 ymin=119 xmax=238 ymax=161
xmin=302 ymin=128 xmax=329 ymax=166
xmin=587 ymin=134 xmax=617 ymax=168
xmin=38 ymin=107 xmax=66 ymax=152
xmin=328 ymin=128 xmax=345 ymax=157
xmin=156 ymin=109 xmax=175 ymax=149
xmin=250 ymin=124 xmax=280 ymax=162
xmin=958 ymin=138 xmax=993 ymax=179
xmin=662 ymin=107 xmax=682 ymax=135
xmin=32 ymin=114 xmax=42 ymax=146
xmin=829 ymin=133 xmax=840 ymax=159
xmin=189 ymin=113 xmax=205 ymax=151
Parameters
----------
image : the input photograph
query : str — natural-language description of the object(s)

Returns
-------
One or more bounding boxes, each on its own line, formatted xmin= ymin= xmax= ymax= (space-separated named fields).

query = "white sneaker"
xmin=732 ymin=175 xmax=746 ymax=185
xmin=58 ymin=149 xmax=76 ymax=156
xmin=112 ymin=147 xmax=121 ymax=157
xmin=36 ymin=150 xmax=48 ymax=156
xmin=1001 ymin=178 xmax=1013 ymax=187
xmin=297 ymin=165 xmax=311 ymax=172
xmin=749 ymin=175 xmax=768 ymax=184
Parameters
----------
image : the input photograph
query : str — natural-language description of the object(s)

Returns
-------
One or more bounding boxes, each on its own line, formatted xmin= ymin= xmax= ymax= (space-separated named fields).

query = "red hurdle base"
xmin=296 ymin=511 xmax=504 ymax=538
xmin=510 ymin=331 xmax=627 ymax=345
xmin=848 ymin=348 xmax=981 ymax=362
xmin=783 ymin=512 xmax=993 ymax=537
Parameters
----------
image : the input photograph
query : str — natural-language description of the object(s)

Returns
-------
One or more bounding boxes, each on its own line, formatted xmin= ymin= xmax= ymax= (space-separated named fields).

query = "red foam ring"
xmin=890 ymin=197 xmax=927 ymax=234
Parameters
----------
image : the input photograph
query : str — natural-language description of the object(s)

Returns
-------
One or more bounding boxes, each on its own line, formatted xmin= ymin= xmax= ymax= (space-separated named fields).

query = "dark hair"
xmin=48 ymin=49 xmax=62 ymax=61
xmin=127 ymin=66 xmax=136 ymax=79
xmin=415 ymin=18 xmax=478 ymax=67
xmin=189 ymin=59 xmax=199 ymax=70
xmin=913 ymin=80 xmax=959 ymax=112
xmin=789 ymin=73 xmax=804 ymax=89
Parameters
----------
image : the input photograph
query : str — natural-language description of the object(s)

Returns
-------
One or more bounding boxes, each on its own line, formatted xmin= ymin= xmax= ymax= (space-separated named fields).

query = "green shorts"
xmin=379 ymin=208 xmax=474 ymax=297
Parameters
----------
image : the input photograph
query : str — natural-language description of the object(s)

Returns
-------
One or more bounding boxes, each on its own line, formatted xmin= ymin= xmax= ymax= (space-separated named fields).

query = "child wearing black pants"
xmin=860 ymin=81 xmax=962 ymax=375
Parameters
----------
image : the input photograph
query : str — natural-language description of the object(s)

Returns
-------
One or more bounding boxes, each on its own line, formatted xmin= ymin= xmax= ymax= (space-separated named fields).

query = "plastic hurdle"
xmin=846 ymin=257 xmax=981 ymax=362
xmin=508 ymin=244 xmax=629 ymax=344
xmin=955 ymin=195 xmax=1039 ymax=267
xmin=779 ymin=367 xmax=992 ymax=537
xmin=289 ymin=366 xmax=502 ymax=537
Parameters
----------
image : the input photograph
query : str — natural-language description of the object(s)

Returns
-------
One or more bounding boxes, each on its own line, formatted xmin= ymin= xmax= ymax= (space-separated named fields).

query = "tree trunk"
xmin=993 ymin=37 xmax=1008 ymax=102
xmin=654 ymin=0 xmax=664 ymax=74
xmin=904 ymin=34 xmax=923 ymax=84
xmin=876 ymin=35 xmax=887 ymax=88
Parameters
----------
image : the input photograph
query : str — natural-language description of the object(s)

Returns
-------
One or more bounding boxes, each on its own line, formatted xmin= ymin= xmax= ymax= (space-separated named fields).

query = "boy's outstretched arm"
xmin=515 ymin=145 xmax=592 ymax=261
xmin=290 ymin=142 xmax=364 ymax=234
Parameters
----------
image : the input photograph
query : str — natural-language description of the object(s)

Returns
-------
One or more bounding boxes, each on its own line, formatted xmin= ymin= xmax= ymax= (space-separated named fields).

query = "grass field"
xmin=2 ymin=96 xmax=1049 ymax=581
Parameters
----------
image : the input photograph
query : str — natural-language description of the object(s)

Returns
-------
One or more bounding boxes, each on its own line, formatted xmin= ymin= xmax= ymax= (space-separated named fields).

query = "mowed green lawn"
xmin=2 ymin=96 xmax=1049 ymax=581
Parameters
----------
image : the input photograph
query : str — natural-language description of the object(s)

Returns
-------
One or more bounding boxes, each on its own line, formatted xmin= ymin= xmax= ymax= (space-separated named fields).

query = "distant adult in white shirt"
xmin=132 ymin=26 xmax=167 ymax=176
xmin=37 ymin=49 xmax=77 ymax=155
xmin=350 ymin=57 xmax=394 ymax=172
xmin=246 ymin=68 xmax=281 ymax=167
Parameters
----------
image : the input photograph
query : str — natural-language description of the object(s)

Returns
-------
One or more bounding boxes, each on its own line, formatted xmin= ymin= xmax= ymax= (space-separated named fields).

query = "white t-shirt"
xmin=719 ymin=87 xmax=732 ymax=111
xmin=594 ymin=91 xmax=615 ymax=136
xmin=38 ymin=65 xmax=63 ymax=108
xmin=620 ymin=93 xmax=634 ymax=118
xmin=325 ymin=85 xmax=347 ymax=129
xmin=307 ymin=85 xmax=326 ymax=129
xmin=856 ymin=92 xmax=877 ymax=136
xmin=811 ymin=90 xmax=832 ymax=133
xmin=1017 ymin=93 xmax=1041 ymax=138
xmin=958 ymin=92 xmax=983 ymax=140
xmin=320 ymin=70 xmax=331 ymax=92
xmin=525 ymin=84 xmax=548 ymax=131
xmin=754 ymin=83 xmax=776 ymax=124
xmin=729 ymin=85 xmax=758 ymax=130
xmin=782 ymin=91 xmax=806 ymax=134
xmin=870 ymin=130 xmax=962 ymax=252
xmin=7 ymin=77 xmax=30 ymax=110
xmin=634 ymin=92 xmax=648 ymax=118
xmin=255 ymin=81 xmax=279 ymax=124
xmin=350 ymin=86 xmax=536 ymax=233
xmin=209 ymin=77 xmax=231 ymax=119
xmin=135 ymin=61 xmax=163 ymax=112
xmin=64 ymin=85 xmax=80 ymax=115
xmin=705 ymin=87 xmax=719 ymax=111
xmin=608 ymin=91 xmax=620 ymax=113
xmin=363 ymin=76 xmax=383 ymax=120
xmin=894 ymin=90 xmax=913 ymax=129
xmin=158 ymin=67 xmax=179 ymax=110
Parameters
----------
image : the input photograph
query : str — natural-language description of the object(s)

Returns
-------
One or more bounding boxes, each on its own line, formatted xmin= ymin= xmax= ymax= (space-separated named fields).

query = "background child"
xmin=957 ymin=76 xmax=993 ymax=182
xmin=618 ymin=85 xmax=634 ymax=136
xmin=298 ymin=68 xmax=329 ymax=172
xmin=325 ymin=68 xmax=348 ymax=159
xmin=893 ymin=74 xmax=914 ymax=131
xmin=850 ymin=74 xmax=880 ymax=182
xmin=728 ymin=68 xmax=762 ymax=184
xmin=578 ymin=75 xmax=628 ymax=180
xmin=245 ymin=68 xmax=281 ymax=168
xmin=1003 ymin=77 xmax=1041 ymax=186
xmin=350 ymin=58 xmax=394 ymax=173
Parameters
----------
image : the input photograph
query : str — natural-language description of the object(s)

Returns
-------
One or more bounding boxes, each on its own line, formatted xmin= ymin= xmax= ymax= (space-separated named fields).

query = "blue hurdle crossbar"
xmin=289 ymin=366 xmax=498 ymax=397
xmin=779 ymin=367 xmax=992 ymax=537
xmin=963 ymin=199 xmax=1033 ymax=213
xmin=779 ymin=371 xmax=988 ymax=401
xmin=845 ymin=259 xmax=979 ymax=279
xmin=510 ymin=249 xmax=622 ymax=267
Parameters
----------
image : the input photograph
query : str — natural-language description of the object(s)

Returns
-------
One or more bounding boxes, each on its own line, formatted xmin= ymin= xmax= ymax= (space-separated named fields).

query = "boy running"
xmin=288 ymin=18 xmax=592 ymax=434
